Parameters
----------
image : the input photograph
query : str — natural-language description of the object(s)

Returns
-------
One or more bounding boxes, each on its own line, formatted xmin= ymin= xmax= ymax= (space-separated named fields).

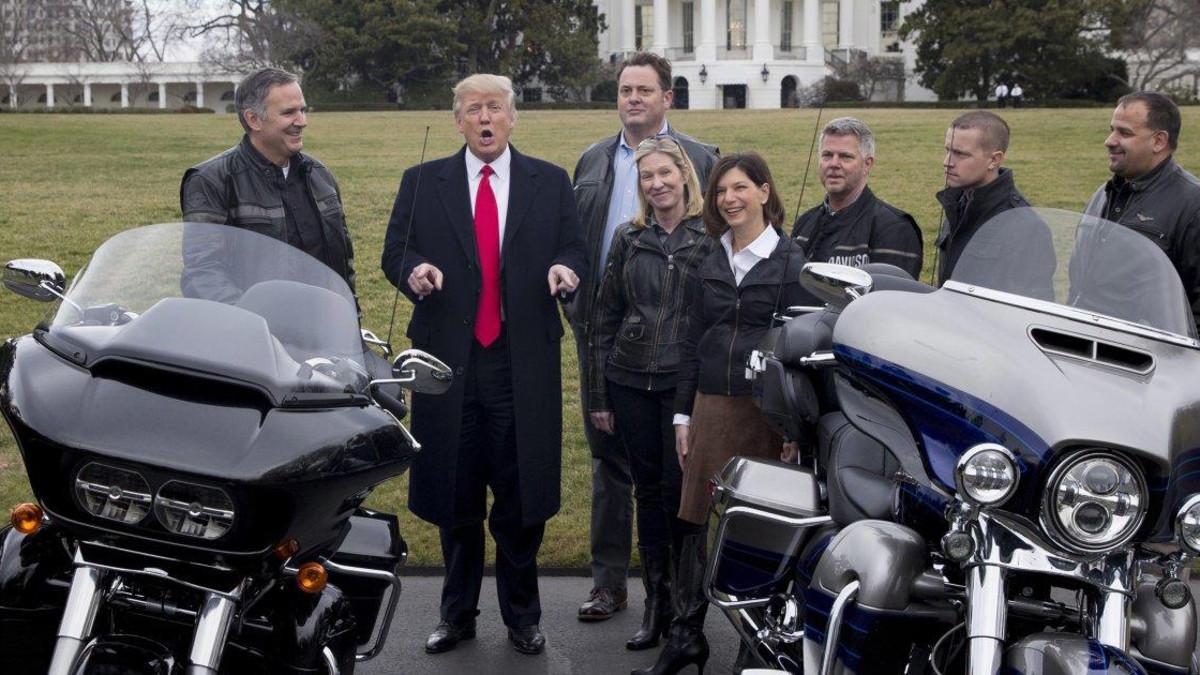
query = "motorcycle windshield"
xmin=947 ymin=207 xmax=1197 ymax=344
xmin=45 ymin=223 xmax=368 ymax=405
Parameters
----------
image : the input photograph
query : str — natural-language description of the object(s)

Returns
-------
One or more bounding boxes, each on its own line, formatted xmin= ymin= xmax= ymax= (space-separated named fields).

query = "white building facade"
xmin=0 ymin=62 xmax=243 ymax=111
xmin=592 ymin=0 xmax=932 ymax=108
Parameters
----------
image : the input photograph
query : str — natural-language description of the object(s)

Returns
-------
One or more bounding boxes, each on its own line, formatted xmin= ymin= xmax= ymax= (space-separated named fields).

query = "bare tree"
xmin=189 ymin=0 xmax=318 ymax=70
xmin=61 ymin=0 xmax=137 ymax=62
xmin=831 ymin=52 xmax=906 ymax=101
xmin=1111 ymin=0 xmax=1200 ymax=92
xmin=111 ymin=0 xmax=193 ymax=62
xmin=0 ymin=0 xmax=38 ymax=109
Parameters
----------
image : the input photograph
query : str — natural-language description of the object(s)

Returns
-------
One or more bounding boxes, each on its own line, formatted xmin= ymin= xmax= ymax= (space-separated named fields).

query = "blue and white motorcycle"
xmin=705 ymin=207 xmax=1200 ymax=674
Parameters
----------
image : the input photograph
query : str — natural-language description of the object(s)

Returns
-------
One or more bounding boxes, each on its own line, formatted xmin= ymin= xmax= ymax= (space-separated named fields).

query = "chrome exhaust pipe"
xmin=185 ymin=592 xmax=237 ymax=675
xmin=966 ymin=565 xmax=1007 ymax=675
xmin=48 ymin=555 xmax=105 ymax=675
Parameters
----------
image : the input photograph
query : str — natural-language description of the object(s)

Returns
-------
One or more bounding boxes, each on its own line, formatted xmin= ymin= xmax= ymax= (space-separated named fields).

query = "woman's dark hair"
xmin=702 ymin=152 xmax=786 ymax=238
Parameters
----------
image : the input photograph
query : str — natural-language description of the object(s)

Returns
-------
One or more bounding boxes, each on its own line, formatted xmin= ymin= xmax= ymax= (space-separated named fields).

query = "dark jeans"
xmin=439 ymin=333 xmax=544 ymax=628
xmin=608 ymin=380 xmax=682 ymax=550
xmin=573 ymin=327 xmax=632 ymax=591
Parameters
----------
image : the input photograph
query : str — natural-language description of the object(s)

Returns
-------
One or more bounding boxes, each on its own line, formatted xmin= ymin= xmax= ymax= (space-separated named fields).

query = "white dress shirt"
xmin=465 ymin=145 xmax=512 ymax=247
xmin=720 ymin=225 xmax=779 ymax=285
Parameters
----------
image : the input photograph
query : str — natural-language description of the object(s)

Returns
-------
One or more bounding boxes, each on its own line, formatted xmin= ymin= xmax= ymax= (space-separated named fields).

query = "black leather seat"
xmin=820 ymin=411 xmax=901 ymax=526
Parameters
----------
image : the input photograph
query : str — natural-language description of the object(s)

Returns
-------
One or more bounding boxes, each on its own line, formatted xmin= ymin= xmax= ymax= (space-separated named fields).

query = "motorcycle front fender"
xmin=1004 ymin=633 xmax=1152 ymax=675
xmin=71 ymin=634 xmax=176 ymax=675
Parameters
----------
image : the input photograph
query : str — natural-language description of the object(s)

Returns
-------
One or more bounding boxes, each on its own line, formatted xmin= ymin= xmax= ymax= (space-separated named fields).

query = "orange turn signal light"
xmin=273 ymin=539 xmax=300 ymax=561
xmin=296 ymin=562 xmax=328 ymax=594
xmin=11 ymin=503 xmax=43 ymax=535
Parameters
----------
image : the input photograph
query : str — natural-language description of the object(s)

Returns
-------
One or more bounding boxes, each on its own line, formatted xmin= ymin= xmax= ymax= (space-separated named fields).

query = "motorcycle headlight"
xmin=955 ymin=444 xmax=1019 ymax=506
xmin=153 ymin=481 xmax=235 ymax=540
xmin=74 ymin=462 xmax=152 ymax=525
xmin=1176 ymin=495 xmax=1200 ymax=554
xmin=1042 ymin=453 xmax=1146 ymax=554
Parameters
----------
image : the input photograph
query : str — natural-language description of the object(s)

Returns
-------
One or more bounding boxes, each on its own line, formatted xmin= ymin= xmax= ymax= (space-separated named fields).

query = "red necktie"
xmin=473 ymin=164 xmax=501 ymax=347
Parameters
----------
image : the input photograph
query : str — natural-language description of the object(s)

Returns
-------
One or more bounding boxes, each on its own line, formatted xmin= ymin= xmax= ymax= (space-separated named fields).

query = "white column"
xmin=652 ymin=0 xmax=669 ymax=55
xmin=82 ymin=83 xmax=92 ymax=107
xmin=698 ymin=0 xmax=717 ymax=60
xmin=803 ymin=0 xmax=820 ymax=61
xmin=45 ymin=83 xmax=55 ymax=108
xmin=120 ymin=82 xmax=129 ymax=108
xmin=838 ymin=0 xmax=853 ymax=47
xmin=752 ymin=0 xmax=772 ymax=61
xmin=195 ymin=81 xmax=204 ymax=108
xmin=8 ymin=87 xmax=16 ymax=110
xmin=157 ymin=82 xmax=167 ymax=109
xmin=621 ymin=0 xmax=636 ymax=53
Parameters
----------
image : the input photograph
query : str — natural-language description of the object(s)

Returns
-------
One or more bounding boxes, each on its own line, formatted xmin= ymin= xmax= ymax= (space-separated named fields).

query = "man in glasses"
xmin=569 ymin=51 xmax=718 ymax=622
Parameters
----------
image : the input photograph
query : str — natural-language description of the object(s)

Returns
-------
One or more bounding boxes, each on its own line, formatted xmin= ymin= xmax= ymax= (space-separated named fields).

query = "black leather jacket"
xmin=675 ymin=232 xmax=815 ymax=415
xmin=935 ymin=168 xmax=1028 ymax=285
xmin=569 ymin=127 xmax=718 ymax=330
xmin=180 ymin=136 xmax=356 ymax=301
xmin=1085 ymin=156 xmax=1200 ymax=328
xmin=587 ymin=216 xmax=713 ymax=411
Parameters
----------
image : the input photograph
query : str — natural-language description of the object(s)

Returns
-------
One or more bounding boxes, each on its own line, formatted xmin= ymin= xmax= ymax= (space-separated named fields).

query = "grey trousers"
xmin=574 ymin=327 xmax=632 ymax=592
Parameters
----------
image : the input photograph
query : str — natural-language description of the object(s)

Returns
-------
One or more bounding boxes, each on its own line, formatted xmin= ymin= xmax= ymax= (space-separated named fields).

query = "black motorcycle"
xmin=0 ymin=222 xmax=450 ymax=674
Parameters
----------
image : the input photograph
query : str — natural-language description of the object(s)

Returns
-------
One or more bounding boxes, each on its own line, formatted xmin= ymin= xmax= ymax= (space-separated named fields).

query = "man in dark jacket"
xmin=569 ymin=51 xmax=718 ymax=621
xmin=935 ymin=110 xmax=1030 ymax=284
xmin=180 ymin=68 xmax=355 ymax=301
xmin=791 ymin=117 xmax=923 ymax=279
xmin=381 ymin=74 xmax=587 ymax=656
xmin=1085 ymin=91 xmax=1200 ymax=330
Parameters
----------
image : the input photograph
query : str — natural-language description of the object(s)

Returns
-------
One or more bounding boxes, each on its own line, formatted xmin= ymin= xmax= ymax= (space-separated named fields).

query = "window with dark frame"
xmin=781 ymin=0 xmax=793 ymax=51
xmin=683 ymin=1 xmax=695 ymax=53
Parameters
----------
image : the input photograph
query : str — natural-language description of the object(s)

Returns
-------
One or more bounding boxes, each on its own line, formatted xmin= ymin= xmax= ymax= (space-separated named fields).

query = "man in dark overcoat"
xmin=380 ymin=73 xmax=587 ymax=656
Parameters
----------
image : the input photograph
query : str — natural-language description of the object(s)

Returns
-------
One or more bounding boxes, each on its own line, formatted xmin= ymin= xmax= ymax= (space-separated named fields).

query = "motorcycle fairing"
xmin=831 ymin=289 xmax=1200 ymax=537
xmin=1 ymin=336 xmax=416 ymax=564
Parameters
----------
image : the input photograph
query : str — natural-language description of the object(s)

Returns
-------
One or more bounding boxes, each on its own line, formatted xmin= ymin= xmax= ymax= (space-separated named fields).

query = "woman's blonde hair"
xmin=631 ymin=135 xmax=704 ymax=228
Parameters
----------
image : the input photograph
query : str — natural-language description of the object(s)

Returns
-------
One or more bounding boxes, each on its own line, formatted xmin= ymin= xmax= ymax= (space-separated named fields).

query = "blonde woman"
xmin=588 ymin=135 xmax=714 ymax=653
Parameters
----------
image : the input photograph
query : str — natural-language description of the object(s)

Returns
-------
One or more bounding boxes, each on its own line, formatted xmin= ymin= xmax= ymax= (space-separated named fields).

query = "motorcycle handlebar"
xmin=372 ymin=385 xmax=408 ymax=421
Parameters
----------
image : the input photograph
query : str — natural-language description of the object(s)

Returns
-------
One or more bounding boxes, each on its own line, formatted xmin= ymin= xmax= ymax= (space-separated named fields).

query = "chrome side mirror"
xmin=377 ymin=348 xmax=453 ymax=395
xmin=360 ymin=328 xmax=392 ymax=358
xmin=4 ymin=259 xmax=66 ymax=302
xmin=800 ymin=263 xmax=872 ymax=309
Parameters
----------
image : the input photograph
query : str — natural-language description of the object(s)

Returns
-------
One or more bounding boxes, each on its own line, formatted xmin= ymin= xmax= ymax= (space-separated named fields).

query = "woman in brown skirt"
xmin=633 ymin=152 xmax=814 ymax=675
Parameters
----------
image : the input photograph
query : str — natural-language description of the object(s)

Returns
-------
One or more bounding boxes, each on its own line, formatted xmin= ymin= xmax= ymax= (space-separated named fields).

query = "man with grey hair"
xmin=181 ymin=67 xmax=355 ymax=296
xmin=791 ymin=116 xmax=923 ymax=277
xmin=381 ymin=73 xmax=587 ymax=657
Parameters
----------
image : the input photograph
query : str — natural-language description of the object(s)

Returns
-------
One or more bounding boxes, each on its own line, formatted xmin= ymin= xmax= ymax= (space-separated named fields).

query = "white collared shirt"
xmin=465 ymin=146 xmax=512 ymax=247
xmin=720 ymin=225 xmax=780 ymax=285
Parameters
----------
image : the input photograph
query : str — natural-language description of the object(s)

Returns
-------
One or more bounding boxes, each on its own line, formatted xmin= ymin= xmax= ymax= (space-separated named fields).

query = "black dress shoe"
xmin=425 ymin=619 xmax=476 ymax=654
xmin=507 ymin=624 xmax=546 ymax=655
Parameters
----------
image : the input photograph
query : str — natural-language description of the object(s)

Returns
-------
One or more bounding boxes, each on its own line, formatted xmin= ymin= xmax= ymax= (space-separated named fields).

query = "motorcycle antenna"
xmin=792 ymin=91 xmax=826 ymax=223
xmin=930 ymin=121 xmax=955 ymax=286
xmin=384 ymin=125 xmax=432 ymax=354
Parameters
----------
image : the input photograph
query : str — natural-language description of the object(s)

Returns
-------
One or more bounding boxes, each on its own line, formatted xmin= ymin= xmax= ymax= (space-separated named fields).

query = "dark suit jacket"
xmin=381 ymin=145 xmax=587 ymax=528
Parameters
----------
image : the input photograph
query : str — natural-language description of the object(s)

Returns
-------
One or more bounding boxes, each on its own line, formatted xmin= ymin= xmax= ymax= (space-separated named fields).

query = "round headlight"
xmin=955 ymin=444 xmax=1019 ymax=506
xmin=1175 ymin=494 xmax=1200 ymax=553
xmin=74 ymin=462 xmax=152 ymax=525
xmin=1043 ymin=453 xmax=1146 ymax=554
xmin=154 ymin=481 xmax=235 ymax=540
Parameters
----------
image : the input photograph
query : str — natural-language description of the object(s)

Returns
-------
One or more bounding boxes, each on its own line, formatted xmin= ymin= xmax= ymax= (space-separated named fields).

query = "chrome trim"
xmin=943 ymin=280 xmax=1200 ymax=349
xmin=1039 ymin=451 xmax=1147 ymax=555
xmin=187 ymin=591 xmax=238 ymax=674
xmin=704 ymin=505 xmax=832 ymax=611
xmin=322 ymin=646 xmax=341 ymax=675
xmin=966 ymin=565 xmax=1006 ymax=675
xmin=818 ymin=580 xmax=859 ymax=675
xmin=1175 ymin=494 xmax=1200 ymax=553
xmin=954 ymin=443 xmax=1018 ymax=507
xmin=1095 ymin=588 xmax=1132 ymax=651
xmin=969 ymin=511 xmax=1136 ymax=594
xmin=360 ymin=329 xmax=391 ymax=358
xmin=81 ymin=540 xmax=236 ymax=572
xmin=74 ymin=558 xmax=242 ymax=599
xmin=799 ymin=351 xmax=837 ymax=368
xmin=48 ymin=550 xmax=105 ymax=675
xmin=285 ymin=559 xmax=402 ymax=663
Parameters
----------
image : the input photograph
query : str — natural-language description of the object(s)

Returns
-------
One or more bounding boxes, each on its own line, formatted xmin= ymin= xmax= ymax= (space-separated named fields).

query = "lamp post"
xmin=761 ymin=64 xmax=770 ymax=82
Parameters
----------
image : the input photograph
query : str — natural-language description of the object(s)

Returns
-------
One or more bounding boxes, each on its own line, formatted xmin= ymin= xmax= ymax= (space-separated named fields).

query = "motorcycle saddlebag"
xmin=707 ymin=457 xmax=828 ymax=600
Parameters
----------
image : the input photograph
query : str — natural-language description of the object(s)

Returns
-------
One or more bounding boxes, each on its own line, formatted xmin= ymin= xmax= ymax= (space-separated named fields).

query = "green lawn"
xmin=0 ymin=107 xmax=1195 ymax=567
